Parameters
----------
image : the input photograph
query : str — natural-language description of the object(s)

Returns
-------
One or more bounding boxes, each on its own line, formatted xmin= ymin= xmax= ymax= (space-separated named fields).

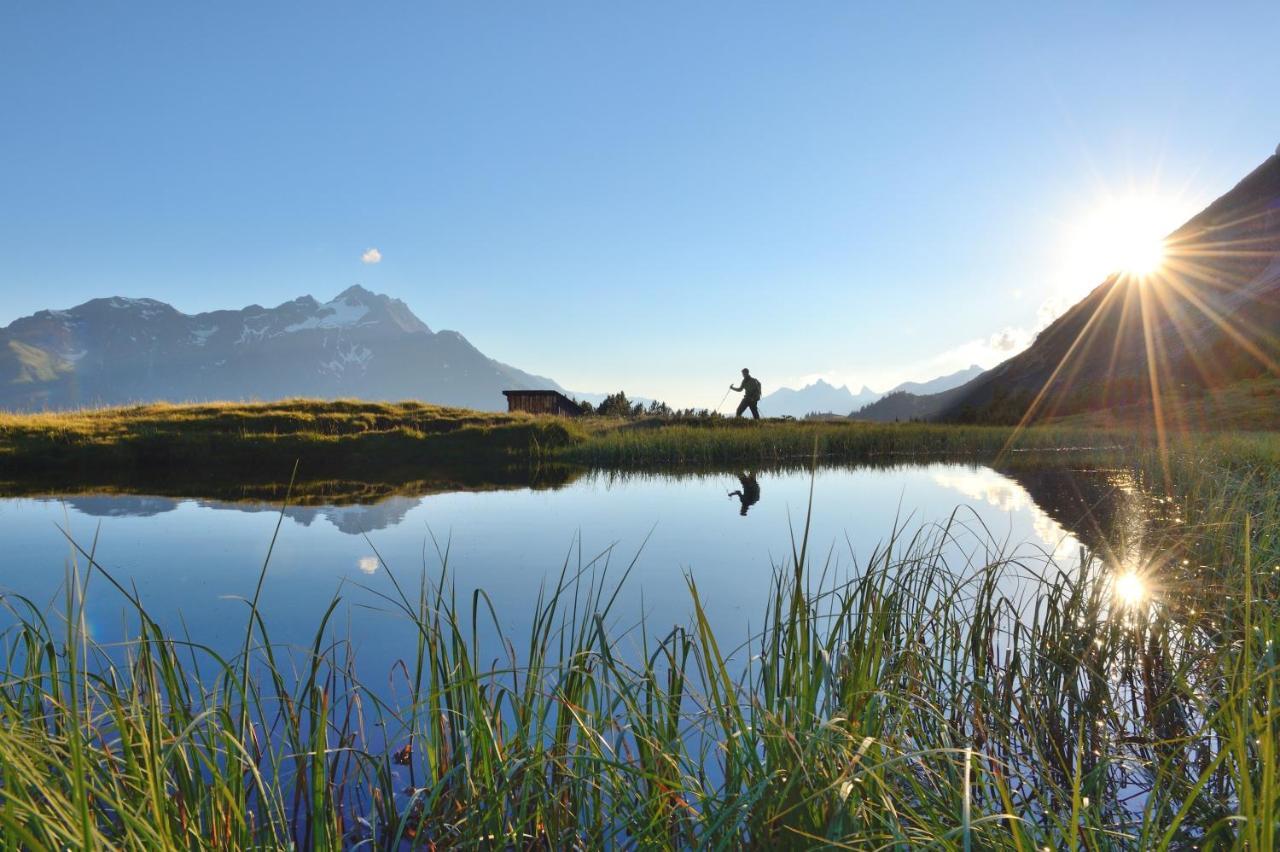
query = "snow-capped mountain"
xmin=0 ymin=286 xmax=567 ymax=411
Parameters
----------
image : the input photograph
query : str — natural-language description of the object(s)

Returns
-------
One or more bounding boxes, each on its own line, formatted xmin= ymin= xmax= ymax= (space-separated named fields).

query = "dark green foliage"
xmin=595 ymin=391 xmax=635 ymax=417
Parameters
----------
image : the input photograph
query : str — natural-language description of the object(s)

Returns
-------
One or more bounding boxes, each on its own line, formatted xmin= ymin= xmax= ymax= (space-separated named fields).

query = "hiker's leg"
xmin=735 ymin=398 xmax=748 ymax=418
xmin=749 ymin=402 xmax=760 ymax=419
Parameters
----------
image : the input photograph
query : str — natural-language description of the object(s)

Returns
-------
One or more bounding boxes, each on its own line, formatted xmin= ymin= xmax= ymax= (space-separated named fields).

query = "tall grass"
xmin=560 ymin=420 xmax=1127 ymax=468
xmin=0 ymin=457 xmax=1276 ymax=848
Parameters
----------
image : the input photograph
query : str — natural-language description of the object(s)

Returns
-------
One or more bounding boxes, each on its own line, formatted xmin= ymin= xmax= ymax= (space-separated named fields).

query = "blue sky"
xmin=3 ymin=3 xmax=1278 ymax=407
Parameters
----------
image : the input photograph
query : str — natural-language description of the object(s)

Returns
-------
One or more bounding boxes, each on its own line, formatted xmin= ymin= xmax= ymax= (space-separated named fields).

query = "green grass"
xmin=0 ymin=442 xmax=1277 ymax=848
xmin=0 ymin=399 xmax=588 ymax=484
xmin=559 ymin=418 xmax=1126 ymax=467
xmin=0 ymin=398 xmax=1140 ymax=485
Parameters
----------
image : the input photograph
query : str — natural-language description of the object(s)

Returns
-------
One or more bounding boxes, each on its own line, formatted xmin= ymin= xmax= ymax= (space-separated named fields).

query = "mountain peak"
xmin=336 ymin=284 xmax=374 ymax=301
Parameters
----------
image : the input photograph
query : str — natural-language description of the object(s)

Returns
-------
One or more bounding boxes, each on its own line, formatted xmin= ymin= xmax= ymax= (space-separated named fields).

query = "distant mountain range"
xmin=0 ymin=286 xmax=568 ymax=411
xmin=759 ymin=380 xmax=881 ymax=418
xmin=888 ymin=365 xmax=986 ymax=399
xmin=862 ymin=147 xmax=1280 ymax=425
xmin=761 ymin=365 xmax=984 ymax=418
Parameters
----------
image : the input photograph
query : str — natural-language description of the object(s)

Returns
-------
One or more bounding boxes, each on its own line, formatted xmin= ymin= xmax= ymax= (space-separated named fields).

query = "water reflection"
xmin=997 ymin=463 xmax=1173 ymax=613
xmin=60 ymin=495 xmax=182 ymax=518
xmin=0 ymin=460 xmax=1187 ymax=719
xmin=930 ymin=466 xmax=1077 ymax=560
xmin=59 ymin=495 xmax=424 ymax=534
xmin=726 ymin=471 xmax=761 ymax=516
xmin=1112 ymin=570 xmax=1148 ymax=607
xmin=10 ymin=462 xmax=1169 ymax=558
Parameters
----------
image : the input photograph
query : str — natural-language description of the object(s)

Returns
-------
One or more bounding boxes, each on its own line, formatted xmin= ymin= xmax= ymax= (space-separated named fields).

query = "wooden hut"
xmin=502 ymin=389 xmax=583 ymax=417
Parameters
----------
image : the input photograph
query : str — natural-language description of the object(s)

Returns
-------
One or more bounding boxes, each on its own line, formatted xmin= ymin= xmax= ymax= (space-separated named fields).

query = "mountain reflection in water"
xmin=61 ymin=495 xmax=424 ymax=535
xmin=19 ymin=462 xmax=1166 ymax=559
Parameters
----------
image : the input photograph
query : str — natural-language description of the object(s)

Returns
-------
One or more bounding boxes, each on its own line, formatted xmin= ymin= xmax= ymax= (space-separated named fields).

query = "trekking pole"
xmin=712 ymin=387 xmax=732 ymax=413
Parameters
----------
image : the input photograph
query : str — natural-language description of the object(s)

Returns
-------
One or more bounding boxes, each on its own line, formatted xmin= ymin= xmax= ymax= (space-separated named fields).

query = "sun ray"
xmin=1137 ymin=280 xmax=1173 ymax=493
xmin=1159 ymin=274 xmax=1280 ymax=375
xmin=1101 ymin=279 xmax=1141 ymax=410
xmin=1148 ymin=269 xmax=1222 ymax=405
xmin=1041 ymin=280 xmax=1128 ymax=419
xmin=995 ymin=277 xmax=1131 ymax=463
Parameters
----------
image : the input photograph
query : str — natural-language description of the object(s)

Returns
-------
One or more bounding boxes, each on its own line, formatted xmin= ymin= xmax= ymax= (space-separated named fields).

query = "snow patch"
xmin=284 ymin=296 xmax=372 ymax=333
xmin=236 ymin=319 xmax=272 ymax=345
xmin=190 ymin=325 xmax=218 ymax=346
xmin=319 ymin=345 xmax=374 ymax=375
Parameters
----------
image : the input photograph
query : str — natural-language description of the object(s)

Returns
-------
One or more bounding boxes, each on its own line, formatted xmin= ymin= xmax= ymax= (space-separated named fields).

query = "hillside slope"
xmin=851 ymin=365 xmax=985 ymax=421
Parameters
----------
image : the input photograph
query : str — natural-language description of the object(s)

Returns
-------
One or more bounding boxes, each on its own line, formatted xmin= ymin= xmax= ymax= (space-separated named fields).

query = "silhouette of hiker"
xmin=729 ymin=368 xmax=762 ymax=419
xmin=727 ymin=471 xmax=761 ymax=516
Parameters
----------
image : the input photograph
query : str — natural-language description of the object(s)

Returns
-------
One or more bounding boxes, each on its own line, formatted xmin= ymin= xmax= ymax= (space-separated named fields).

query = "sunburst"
xmin=997 ymin=176 xmax=1279 ymax=472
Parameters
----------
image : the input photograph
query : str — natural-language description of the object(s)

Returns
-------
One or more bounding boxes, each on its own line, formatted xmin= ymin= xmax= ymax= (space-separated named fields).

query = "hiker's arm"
xmin=730 ymin=384 xmax=741 ymax=391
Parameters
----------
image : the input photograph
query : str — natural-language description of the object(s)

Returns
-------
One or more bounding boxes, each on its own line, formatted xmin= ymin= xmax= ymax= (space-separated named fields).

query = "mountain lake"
xmin=0 ymin=461 xmax=1157 ymax=691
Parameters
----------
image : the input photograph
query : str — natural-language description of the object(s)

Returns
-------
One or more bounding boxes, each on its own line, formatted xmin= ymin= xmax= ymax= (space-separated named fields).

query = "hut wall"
xmin=504 ymin=392 xmax=580 ymax=416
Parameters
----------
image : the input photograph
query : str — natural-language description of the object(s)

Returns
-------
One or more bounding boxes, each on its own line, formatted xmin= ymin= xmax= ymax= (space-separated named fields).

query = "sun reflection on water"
xmin=1112 ymin=570 xmax=1148 ymax=608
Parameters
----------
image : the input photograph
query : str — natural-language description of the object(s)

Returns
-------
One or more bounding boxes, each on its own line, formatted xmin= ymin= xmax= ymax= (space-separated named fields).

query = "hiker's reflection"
xmin=727 ymin=472 xmax=761 ymax=516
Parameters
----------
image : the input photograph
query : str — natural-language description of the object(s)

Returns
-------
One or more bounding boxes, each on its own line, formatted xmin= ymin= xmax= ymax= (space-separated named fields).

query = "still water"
xmin=0 ymin=463 xmax=1139 ymax=689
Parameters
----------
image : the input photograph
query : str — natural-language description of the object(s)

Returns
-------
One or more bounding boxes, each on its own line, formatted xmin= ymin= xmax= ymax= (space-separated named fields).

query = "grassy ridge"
xmin=0 ymin=399 xmax=1138 ymax=479
xmin=16 ymin=397 xmax=1279 ymax=499
xmin=0 ymin=400 xmax=587 ymax=481
xmin=0 ymin=450 xmax=1276 ymax=847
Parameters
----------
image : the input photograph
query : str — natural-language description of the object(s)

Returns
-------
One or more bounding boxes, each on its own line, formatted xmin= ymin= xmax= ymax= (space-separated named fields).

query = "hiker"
xmin=729 ymin=368 xmax=762 ymax=419
xmin=727 ymin=471 xmax=761 ymax=516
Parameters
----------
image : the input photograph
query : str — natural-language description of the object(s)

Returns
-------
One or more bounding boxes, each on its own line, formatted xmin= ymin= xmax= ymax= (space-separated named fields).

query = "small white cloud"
xmin=1037 ymin=296 xmax=1069 ymax=329
xmin=357 ymin=556 xmax=379 ymax=575
xmin=361 ymin=248 xmax=382 ymax=265
xmin=988 ymin=326 xmax=1031 ymax=353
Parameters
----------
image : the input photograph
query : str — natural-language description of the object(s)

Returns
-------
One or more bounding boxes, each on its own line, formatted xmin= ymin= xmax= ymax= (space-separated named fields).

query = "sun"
xmin=1115 ymin=231 xmax=1166 ymax=278
xmin=1067 ymin=195 xmax=1173 ymax=282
